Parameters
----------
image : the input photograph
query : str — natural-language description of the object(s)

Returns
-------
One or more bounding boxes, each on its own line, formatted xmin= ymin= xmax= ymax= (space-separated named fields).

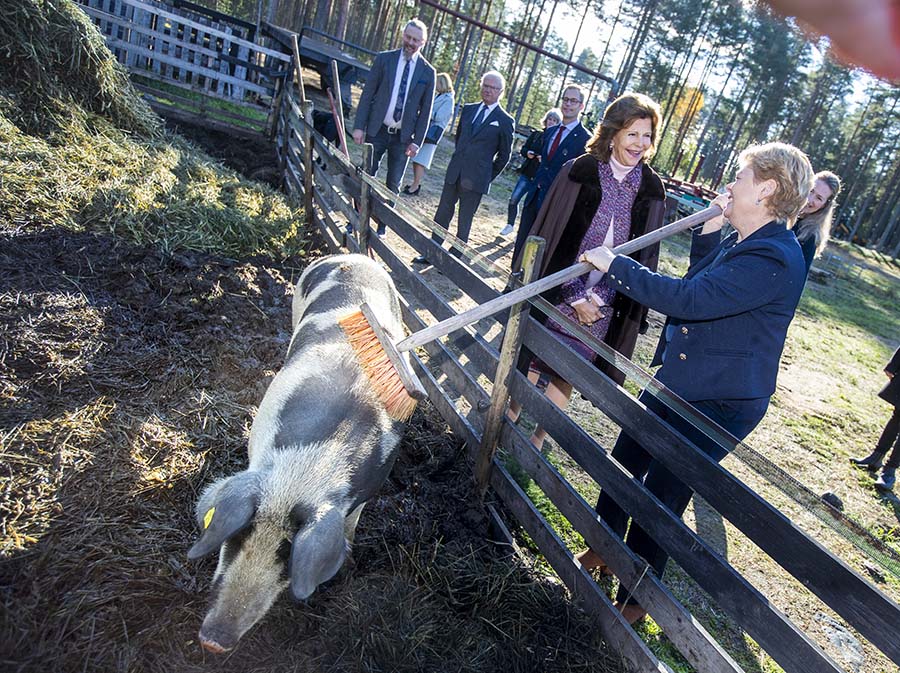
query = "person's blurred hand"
xmin=766 ymin=0 xmax=900 ymax=81
xmin=352 ymin=129 xmax=365 ymax=145
xmin=701 ymin=194 xmax=729 ymax=235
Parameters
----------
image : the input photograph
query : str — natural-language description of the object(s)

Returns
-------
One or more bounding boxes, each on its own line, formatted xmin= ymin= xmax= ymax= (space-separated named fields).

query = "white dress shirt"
xmin=383 ymin=52 xmax=419 ymax=129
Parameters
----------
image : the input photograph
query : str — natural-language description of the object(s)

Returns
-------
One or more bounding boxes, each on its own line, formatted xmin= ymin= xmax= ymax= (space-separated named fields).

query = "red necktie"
xmin=547 ymin=126 xmax=564 ymax=160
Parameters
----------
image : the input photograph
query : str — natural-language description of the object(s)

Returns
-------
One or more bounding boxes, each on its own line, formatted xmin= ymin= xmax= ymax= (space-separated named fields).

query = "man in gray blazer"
xmin=414 ymin=71 xmax=514 ymax=263
xmin=352 ymin=19 xmax=435 ymax=236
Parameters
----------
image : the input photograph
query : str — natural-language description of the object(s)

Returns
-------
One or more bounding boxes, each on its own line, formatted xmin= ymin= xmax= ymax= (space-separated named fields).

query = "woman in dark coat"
xmin=507 ymin=93 xmax=666 ymax=450
xmin=851 ymin=346 xmax=900 ymax=491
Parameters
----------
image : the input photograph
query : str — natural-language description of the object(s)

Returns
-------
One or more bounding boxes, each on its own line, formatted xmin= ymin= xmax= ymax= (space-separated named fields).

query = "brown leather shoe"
xmin=614 ymin=601 xmax=647 ymax=625
xmin=575 ymin=548 xmax=613 ymax=576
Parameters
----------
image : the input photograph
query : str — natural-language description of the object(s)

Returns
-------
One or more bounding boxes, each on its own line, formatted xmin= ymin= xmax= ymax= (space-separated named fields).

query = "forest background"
xmin=209 ymin=0 xmax=899 ymax=256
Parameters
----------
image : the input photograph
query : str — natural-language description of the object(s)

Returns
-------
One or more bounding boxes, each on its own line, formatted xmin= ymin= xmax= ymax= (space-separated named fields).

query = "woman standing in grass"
xmin=577 ymin=142 xmax=814 ymax=624
xmin=851 ymin=346 xmax=900 ymax=491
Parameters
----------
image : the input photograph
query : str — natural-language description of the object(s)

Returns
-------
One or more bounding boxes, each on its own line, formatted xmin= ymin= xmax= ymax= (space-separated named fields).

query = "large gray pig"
xmin=187 ymin=254 xmax=410 ymax=653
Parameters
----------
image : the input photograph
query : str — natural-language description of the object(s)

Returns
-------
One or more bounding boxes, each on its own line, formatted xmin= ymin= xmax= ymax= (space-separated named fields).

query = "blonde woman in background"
xmin=402 ymin=72 xmax=455 ymax=196
xmin=793 ymin=170 xmax=841 ymax=275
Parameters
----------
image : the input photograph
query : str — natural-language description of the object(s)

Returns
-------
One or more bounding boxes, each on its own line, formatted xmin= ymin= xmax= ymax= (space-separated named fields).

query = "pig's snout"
xmin=199 ymin=627 xmax=236 ymax=654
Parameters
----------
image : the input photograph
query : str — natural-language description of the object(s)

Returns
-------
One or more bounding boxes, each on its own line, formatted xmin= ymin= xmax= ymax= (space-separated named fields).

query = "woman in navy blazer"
xmin=577 ymin=142 xmax=814 ymax=624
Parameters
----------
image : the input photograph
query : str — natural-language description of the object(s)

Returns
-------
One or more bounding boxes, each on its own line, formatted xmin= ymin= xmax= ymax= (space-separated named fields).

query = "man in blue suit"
xmin=512 ymin=83 xmax=590 ymax=264
xmin=414 ymin=71 xmax=514 ymax=263
xmin=352 ymin=19 xmax=436 ymax=236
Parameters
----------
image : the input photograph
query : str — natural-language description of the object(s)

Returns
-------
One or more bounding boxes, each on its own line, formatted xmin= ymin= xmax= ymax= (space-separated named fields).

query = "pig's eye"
xmin=276 ymin=539 xmax=291 ymax=563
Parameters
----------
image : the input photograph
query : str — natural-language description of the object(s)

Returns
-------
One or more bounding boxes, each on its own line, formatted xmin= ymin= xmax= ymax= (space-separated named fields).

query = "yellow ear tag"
xmin=203 ymin=507 xmax=215 ymax=529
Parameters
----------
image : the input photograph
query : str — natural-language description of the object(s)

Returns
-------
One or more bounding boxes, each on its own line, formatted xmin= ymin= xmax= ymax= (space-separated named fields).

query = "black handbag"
xmin=423 ymin=123 xmax=444 ymax=145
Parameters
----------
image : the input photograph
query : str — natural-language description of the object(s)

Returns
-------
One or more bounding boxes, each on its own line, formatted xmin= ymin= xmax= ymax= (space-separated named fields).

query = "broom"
xmin=340 ymin=204 xmax=723 ymax=421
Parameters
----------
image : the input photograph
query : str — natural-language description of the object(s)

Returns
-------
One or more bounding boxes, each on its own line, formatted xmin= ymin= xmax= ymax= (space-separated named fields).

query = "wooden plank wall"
xmin=273 ymin=76 xmax=900 ymax=673
xmin=74 ymin=0 xmax=292 ymax=135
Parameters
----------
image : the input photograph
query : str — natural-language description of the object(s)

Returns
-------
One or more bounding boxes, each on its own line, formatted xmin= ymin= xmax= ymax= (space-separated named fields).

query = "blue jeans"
xmin=507 ymin=174 xmax=535 ymax=227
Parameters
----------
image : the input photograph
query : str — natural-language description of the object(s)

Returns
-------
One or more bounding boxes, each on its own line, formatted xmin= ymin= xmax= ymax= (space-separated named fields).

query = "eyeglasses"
xmin=482 ymin=83 xmax=503 ymax=91
xmin=561 ymin=97 xmax=583 ymax=105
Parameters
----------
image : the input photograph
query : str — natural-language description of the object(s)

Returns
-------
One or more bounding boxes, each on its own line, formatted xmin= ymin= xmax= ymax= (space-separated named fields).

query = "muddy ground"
xmin=0 ymin=210 xmax=624 ymax=672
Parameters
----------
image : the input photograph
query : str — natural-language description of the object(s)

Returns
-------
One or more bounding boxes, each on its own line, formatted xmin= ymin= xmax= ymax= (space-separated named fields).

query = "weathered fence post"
xmin=475 ymin=235 xmax=545 ymax=497
xmin=301 ymin=99 xmax=315 ymax=227
xmin=357 ymin=143 xmax=373 ymax=252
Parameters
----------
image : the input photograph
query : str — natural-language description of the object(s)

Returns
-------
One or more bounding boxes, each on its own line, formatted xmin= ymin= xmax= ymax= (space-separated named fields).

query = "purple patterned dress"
xmin=534 ymin=160 xmax=643 ymax=371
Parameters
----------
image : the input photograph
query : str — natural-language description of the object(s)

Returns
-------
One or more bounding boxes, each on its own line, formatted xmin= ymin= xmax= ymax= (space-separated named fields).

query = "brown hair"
xmin=586 ymin=93 xmax=662 ymax=163
xmin=738 ymin=143 xmax=814 ymax=224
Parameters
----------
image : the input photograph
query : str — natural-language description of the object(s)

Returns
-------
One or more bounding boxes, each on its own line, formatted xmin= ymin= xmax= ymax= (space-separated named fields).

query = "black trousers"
xmin=595 ymin=390 xmax=768 ymax=604
xmin=512 ymin=192 xmax=540 ymax=269
xmin=875 ymin=407 xmax=900 ymax=468
xmin=431 ymin=178 xmax=484 ymax=253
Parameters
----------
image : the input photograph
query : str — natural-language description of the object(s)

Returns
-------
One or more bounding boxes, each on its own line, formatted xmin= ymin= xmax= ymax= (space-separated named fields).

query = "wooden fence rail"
xmin=81 ymin=3 xmax=900 ymax=670
xmin=76 ymin=0 xmax=293 ymax=137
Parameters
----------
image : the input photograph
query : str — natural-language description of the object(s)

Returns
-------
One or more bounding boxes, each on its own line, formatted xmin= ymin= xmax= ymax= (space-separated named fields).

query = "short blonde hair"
xmin=738 ymin=143 xmax=814 ymax=224
xmin=435 ymin=72 xmax=454 ymax=95
xmin=586 ymin=93 xmax=661 ymax=163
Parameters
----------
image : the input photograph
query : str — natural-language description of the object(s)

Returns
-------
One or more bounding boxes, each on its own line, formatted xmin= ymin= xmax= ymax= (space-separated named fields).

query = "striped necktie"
xmin=392 ymin=57 xmax=411 ymax=123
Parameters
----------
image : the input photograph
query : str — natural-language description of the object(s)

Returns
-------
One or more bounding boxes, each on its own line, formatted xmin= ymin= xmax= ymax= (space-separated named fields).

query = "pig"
xmin=187 ymin=254 xmax=410 ymax=653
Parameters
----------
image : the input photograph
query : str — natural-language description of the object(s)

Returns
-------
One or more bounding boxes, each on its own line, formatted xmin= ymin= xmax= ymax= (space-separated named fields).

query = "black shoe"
xmin=376 ymin=226 xmax=387 ymax=239
xmin=875 ymin=468 xmax=896 ymax=491
xmin=401 ymin=185 xmax=421 ymax=196
xmin=412 ymin=255 xmax=429 ymax=264
xmin=850 ymin=451 xmax=884 ymax=470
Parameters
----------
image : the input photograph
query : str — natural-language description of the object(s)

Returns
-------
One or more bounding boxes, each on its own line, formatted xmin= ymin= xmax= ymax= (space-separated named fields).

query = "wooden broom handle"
xmin=395 ymin=204 xmax=722 ymax=352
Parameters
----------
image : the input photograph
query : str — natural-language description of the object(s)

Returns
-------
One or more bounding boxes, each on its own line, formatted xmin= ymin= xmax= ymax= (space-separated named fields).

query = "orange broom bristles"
xmin=339 ymin=310 xmax=419 ymax=422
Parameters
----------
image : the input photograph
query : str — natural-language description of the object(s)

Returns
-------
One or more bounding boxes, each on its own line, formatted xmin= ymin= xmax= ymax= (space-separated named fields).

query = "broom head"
xmin=339 ymin=303 xmax=425 ymax=422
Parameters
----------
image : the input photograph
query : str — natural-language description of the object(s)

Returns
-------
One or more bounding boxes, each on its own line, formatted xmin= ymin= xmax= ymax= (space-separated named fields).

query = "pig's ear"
xmin=187 ymin=472 xmax=260 ymax=560
xmin=289 ymin=507 xmax=348 ymax=600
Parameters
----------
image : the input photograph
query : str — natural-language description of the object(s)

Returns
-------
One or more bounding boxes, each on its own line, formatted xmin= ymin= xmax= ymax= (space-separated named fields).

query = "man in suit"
xmin=512 ymin=83 xmax=590 ymax=265
xmin=352 ymin=19 xmax=436 ymax=236
xmin=413 ymin=71 xmax=514 ymax=263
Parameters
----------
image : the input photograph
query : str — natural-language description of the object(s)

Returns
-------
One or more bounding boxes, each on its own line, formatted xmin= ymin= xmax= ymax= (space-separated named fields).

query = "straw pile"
xmin=0 ymin=0 xmax=308 ymax=261
xmin=0 ymin=2 xmax=625 ymax=671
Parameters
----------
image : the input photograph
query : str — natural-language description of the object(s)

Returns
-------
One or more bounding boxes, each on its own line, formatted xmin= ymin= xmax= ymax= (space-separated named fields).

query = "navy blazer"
xmin=353 ymin=50 xmax=436 ymax=147
xmin=528 ymin=121 xmax=590 ymax=211
xmin=444 ymin=102 xmax=514 ymax=194
xmin=606 ymin=220 xmax=806 ymax=401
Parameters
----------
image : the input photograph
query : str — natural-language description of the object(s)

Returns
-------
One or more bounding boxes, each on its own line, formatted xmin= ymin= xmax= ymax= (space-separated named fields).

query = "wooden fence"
xmin=274 ymin=75 xmax=900 ymax=673
xmin=79 ymin=3 xmax=900 ymax=670
xmin=76 ymin=0 xmax=293 ymax=137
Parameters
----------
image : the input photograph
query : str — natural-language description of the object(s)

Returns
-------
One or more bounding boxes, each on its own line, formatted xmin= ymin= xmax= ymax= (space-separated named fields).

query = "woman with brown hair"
xmin=507 ymin=93 xmax=667 ymax=449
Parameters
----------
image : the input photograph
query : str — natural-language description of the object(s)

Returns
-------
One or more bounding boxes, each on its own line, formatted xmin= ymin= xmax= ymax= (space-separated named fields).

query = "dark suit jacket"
xmin=444 ymin=102 xmax=514 ymax=194
xmin=353 ymin=49 xmax=435 ymax=147
xmin=879 ymin=347 xmax=900 ymax=406
xmin=607 ymin=220 xmax=806 ymax=401
xmin=528 ymin=121 xmax=590 ymax=210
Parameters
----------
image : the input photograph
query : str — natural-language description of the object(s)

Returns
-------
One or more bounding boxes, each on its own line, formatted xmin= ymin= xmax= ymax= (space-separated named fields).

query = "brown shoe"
xmin=575 ymin=548 xmax=613 ymax=576
xmin=614 ymin=601 xmax=647 ymax=625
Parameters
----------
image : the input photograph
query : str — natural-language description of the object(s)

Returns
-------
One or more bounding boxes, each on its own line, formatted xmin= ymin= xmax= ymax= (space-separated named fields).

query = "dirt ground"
xmin=0 ymin=191 xmax=626 ymax=672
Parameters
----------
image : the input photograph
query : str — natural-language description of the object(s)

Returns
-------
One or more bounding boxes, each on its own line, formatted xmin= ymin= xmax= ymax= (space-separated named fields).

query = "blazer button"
xmin=679 ymin=353 xmax=687 ymax=360
xmin=681 ymin=326 xmax=689 ymax=334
